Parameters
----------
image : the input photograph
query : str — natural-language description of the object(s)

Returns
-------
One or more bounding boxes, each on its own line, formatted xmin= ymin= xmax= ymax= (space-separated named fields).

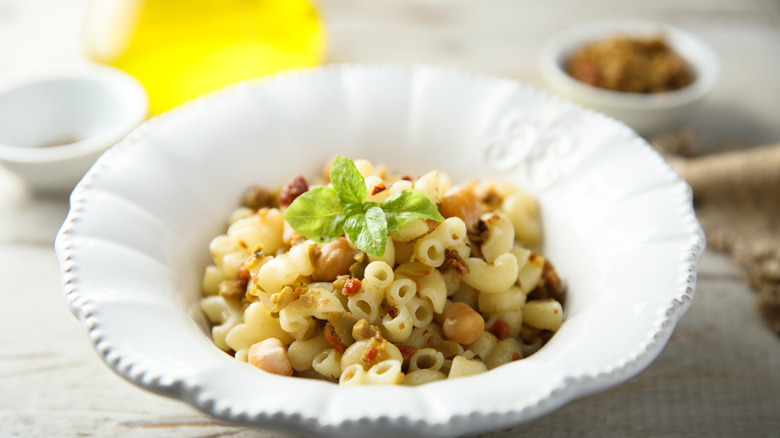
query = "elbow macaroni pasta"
xmin=366 ymin=359 xmax=405 ymax=385
xmin=382 ymin=303 xmax=413 ymax=342
xmin=363 ymin=260 xmax=394 ymax=291
xmin=199 ymin=158 xmax=565 ymax=385
xmin=463 ymin=253 xmax=519 ymax=294
xmin=479 ymin=212 xmax=515 ymax=263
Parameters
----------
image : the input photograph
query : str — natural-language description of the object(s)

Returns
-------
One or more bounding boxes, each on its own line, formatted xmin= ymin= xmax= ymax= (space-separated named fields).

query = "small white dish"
xmin=0 ymin=63 xmax=147 ymax=193
xmin=55 ymin=64 xmax=704 ymax=437
xmin=539 ymin=20 xmax=719 ymax=135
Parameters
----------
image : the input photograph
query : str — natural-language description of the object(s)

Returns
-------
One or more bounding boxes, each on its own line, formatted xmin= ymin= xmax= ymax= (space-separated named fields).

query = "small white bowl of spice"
xmin=539 ymin=20 xmax=719 ymax=135
xmin=0 ymin=63 xmax=147 ymax=194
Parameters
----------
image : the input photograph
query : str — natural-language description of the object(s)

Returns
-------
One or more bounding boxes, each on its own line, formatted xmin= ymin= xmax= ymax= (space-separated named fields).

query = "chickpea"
xmin=441 ymin=302 xmax=484 ymax=345
xmin=439 ymin=189 xmax=481 ymax=232
xmin=247 ymin=338 xmax=293 ymax=376
xmin=282 ymin=221 xmax=304 ymax=247
xmin=312 ymin=237 xmax=357 ymax=281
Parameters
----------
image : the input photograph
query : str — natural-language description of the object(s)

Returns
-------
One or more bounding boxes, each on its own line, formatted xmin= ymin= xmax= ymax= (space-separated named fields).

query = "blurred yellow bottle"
xmin=84 ymin=0 xmax=325 ymax=114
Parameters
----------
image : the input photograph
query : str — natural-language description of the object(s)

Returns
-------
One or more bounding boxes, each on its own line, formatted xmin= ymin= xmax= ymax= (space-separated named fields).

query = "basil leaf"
xmin=361 ymin=201 xmax=379 ymax=212
xmin=344 ymin=206 xmax=387 ymax=256
xmin=345 ymin=202 xmax=364 ymax=218
xmin=381 ymin=188 xmax=444 ymax=232
xmin=284 ymin=187 xmax=347 ymax=242
xmin=330 ymin=154 xmax=367 ymax=205
xmin=283 ymin=156 xmax=443 ymax=255
xmin=364 ymin=206 xmax=388 ymax=255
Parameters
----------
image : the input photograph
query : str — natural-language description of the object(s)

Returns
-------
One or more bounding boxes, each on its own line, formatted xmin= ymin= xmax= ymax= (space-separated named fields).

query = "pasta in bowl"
xmin=55 ymin=64 xmax=703 ymax=437
xmin=200 ymin=155 xmax=565 ymax=385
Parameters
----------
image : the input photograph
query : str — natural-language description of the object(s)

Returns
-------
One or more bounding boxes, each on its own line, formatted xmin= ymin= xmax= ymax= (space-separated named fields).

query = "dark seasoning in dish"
xmin=566 ymin=34 xmax=694 ymax=93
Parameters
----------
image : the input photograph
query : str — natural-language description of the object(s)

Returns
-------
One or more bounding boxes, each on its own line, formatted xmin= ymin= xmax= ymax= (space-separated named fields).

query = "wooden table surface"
xmin=1 ymin=1 xmax=779 ymax=436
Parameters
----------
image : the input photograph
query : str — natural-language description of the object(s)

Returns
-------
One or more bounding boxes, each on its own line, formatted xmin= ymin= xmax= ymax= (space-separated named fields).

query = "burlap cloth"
xmin=652 ymin=131 xmax=780 ymax=335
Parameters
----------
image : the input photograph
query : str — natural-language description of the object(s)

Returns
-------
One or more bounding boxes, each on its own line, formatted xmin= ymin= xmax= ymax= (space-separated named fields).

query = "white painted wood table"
xmin=2 ymin=1 xmax=779 ymax=436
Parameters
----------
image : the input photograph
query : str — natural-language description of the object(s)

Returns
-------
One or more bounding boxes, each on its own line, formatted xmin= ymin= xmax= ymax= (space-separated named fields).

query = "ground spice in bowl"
xmin=566 ymin=36 xmax=694 ymax=93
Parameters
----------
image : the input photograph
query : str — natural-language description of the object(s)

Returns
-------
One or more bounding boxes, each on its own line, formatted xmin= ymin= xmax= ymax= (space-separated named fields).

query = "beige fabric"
xmin=657 ymin=139 xmax=780 ymax=334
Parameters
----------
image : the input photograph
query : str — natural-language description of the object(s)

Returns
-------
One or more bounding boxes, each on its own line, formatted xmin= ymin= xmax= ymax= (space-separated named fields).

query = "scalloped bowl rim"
xmin=55 ymin=63 xmax=704 ymax=437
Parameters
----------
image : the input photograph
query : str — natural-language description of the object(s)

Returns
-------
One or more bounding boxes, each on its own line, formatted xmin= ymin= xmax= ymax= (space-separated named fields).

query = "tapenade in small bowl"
xmin=540 ymin=20 xmax=719 ymax=135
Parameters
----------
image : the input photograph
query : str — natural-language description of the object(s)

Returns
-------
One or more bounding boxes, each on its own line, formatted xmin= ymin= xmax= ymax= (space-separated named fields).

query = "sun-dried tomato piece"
xmin=489 ymin=320 xmax=511 ymax=340
xmin=371 ymin=183 xmax=387 ymax=196
xmin=387 ymin=306 xmax=399 ymax=319
xmin=342 ymin=278 xmax=362 ymax=296
xmin=361 ymin=332 xmax=386 ymax=366
xmin=393 ymin=343 xmax=418 ymax=360
xmin=325 ymin=324 xmax=345 ymax=354
xmin=363 ymin=346 xmax=378 ymax=363
xmin=279 ymin=175 xmax=308 ymax=207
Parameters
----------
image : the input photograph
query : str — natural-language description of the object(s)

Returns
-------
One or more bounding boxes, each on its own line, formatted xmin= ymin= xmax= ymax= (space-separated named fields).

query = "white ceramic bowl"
xmin=539 ymin=20 xmax=719 ymax=136
xmin=55 ymin=64 xmax=704 ymax=437
xmin=0 ymin=63 xmax=147 ymax=193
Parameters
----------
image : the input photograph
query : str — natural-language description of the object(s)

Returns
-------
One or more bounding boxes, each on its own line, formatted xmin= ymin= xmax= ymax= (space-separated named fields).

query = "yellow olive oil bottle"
xmin=85 ymin=0 xmax=325 ymax=114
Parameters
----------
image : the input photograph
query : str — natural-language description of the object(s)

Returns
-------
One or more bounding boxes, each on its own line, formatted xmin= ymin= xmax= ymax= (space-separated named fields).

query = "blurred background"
xmin=1 ymin=0 xmax=778 ymax=147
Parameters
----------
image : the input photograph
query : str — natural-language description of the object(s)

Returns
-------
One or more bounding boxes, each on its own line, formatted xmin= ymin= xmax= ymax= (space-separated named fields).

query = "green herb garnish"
xmin=284 ymin=155 xmax=444 ymax=256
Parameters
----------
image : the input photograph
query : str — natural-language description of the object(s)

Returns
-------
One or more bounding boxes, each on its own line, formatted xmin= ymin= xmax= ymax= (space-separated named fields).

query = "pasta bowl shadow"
xmin=55 ymin=64 xmax=704 ymax=437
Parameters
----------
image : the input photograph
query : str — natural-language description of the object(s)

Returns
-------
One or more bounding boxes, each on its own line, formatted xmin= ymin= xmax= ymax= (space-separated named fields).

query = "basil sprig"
xmin=284 ymin=155 xmax=444 ymax=256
